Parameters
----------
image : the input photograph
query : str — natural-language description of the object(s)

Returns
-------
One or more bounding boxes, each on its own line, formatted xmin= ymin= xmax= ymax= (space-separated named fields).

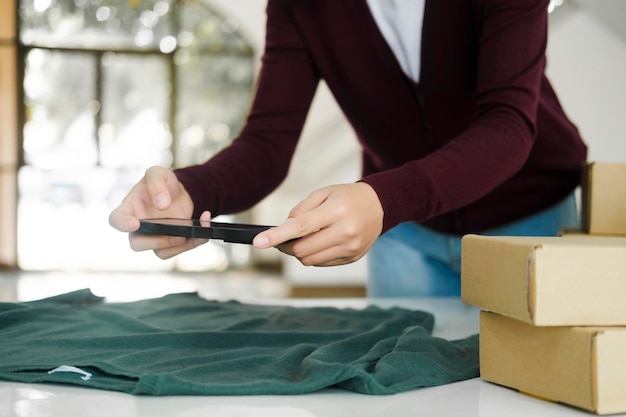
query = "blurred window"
xmin=17 ymin=0 xmax=255 ymax=271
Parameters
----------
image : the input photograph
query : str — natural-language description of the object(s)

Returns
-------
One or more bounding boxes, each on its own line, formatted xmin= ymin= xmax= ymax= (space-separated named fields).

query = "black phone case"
xmin=137 ymin=218 xmax=273 ymax=244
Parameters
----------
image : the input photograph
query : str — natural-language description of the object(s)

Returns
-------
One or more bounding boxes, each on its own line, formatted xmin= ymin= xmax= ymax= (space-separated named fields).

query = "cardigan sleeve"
xmin=174 ymin=0 xmax=320 ymax=219
xmin=360 ymin=0 xmax=558 ymax=233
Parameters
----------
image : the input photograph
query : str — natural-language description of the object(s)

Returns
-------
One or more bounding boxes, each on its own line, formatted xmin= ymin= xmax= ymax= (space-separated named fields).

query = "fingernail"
xmin=156 ymin=193 xmax=168 ymax=209
xmin=254 ymin=236 xmax=270 ymax=248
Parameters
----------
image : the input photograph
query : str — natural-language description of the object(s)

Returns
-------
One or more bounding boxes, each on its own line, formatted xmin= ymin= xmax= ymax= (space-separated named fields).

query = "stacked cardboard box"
xmin=581 ymin=162 xmax=626 ymax=236
xmin=461 ymin=162 xmax=626 ymax=415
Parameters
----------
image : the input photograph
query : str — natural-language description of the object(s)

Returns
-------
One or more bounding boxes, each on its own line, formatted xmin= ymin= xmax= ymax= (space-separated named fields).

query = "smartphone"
xmin=136 ymin=218 xmax=274 ymax=245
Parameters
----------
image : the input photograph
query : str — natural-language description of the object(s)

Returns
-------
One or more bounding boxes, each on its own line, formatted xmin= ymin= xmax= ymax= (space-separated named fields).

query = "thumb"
xmin=144 ymin=166 xmax=175 ymax=210
xmin=288 ymin=187 xmax=331 ymax=219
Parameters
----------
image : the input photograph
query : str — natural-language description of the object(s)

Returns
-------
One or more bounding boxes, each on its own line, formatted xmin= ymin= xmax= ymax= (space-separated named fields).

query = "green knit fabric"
xmin=0 ymin=289 xmax=478 ymax=395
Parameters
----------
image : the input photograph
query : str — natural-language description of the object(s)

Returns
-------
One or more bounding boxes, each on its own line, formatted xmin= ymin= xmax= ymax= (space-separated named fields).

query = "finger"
xmin=109 ymin=207 xmax=140 ymax=232
xmin=255 ymin=192 xmax=340 ymax=249
xmin=129 ymin=233 xmax=188 ymax=252
xmin=253 ymin=212 xmax=326 ymax=249
xmin=144 ymin=166 xmax=174 ymax=210
xmin=109 ymin=182 xmax=145 ymax=231
xmin=130 ymin=209 xmax=211 ymax=256
xmin=199 ymin=210 xmax=212 ymax=222
xmin=153 ymin=238 xmax=208 ymax=260
xmin=278 ymin=237 xmax=364 ymax=267
xmin=288 ymin=227 xmax=364 ymax=266
xmin=285 ymin=226 xmax=342 ymax=257
xmin=287 ymin=188 xmax=329 ymax=219
xmin=109 ymin=168 xmax=170 ymax=231
xmin=303 ymin=246 xmax=364 ymax=266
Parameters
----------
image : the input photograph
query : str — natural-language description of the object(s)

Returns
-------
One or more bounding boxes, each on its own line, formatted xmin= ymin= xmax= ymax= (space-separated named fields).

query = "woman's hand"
xmin=108 ymin=166 xmax=209 ymax=259
xmin=253 ymin=182 xmax=383 ymax=266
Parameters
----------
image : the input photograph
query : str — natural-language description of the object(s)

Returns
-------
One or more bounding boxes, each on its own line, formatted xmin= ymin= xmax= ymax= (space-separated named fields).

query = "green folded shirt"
xmin=0 ymin=289 xmax=478 ymax=395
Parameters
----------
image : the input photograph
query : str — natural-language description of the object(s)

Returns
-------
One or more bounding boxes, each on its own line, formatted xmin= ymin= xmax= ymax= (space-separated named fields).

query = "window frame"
xmin=13 ymin=0 xmax=256 ymax=272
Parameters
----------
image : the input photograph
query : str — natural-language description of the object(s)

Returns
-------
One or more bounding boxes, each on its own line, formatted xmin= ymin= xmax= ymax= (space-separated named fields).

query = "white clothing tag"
xmin=48 ymin=365 xmax=93 ymax=381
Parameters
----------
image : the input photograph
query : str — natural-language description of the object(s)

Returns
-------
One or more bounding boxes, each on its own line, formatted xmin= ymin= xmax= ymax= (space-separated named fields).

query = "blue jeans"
xmin=367 ymin=194 xmax=579 ymax=298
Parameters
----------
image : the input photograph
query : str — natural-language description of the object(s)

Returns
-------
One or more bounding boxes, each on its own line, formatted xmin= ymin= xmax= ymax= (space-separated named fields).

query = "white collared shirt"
xmin=366 ymin=0 xmax=426 ymax=83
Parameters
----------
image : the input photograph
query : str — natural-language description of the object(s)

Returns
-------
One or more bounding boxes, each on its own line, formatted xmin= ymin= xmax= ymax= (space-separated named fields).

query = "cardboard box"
xmin=461 ymin=234 xmax=626 ymax=326
xmin=480 ymin=311 xmax=626 ymax=415
xmin=582 ymin=162 xmax=626 ymax=236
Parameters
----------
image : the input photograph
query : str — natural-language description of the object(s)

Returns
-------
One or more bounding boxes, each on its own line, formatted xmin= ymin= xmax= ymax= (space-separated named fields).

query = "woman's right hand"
xmin=108 ymin=166 xmax=210 ymax=259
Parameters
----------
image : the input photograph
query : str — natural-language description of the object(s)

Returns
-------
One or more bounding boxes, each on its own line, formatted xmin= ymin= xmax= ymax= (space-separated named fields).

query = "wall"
xmin=546 ymin=1 xmax=626 ymax=163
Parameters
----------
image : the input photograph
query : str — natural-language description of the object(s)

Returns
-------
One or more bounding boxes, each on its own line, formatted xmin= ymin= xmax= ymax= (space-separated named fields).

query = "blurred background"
xmin=0 ymin=0 xmax=625 ymax=300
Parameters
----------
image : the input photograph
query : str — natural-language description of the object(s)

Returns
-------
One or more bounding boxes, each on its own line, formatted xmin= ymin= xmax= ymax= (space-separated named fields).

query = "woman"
xmin=109 ymin=0 xmax=587 ymax=297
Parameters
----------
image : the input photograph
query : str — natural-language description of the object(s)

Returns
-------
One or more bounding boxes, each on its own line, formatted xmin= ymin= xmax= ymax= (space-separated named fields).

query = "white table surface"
xmin=0 ymin=283 xmax=619 ymax=417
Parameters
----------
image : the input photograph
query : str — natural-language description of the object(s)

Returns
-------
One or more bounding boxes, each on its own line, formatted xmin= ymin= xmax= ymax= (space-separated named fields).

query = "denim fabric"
xmin=367 ymin=193 xmax=580 ymax=297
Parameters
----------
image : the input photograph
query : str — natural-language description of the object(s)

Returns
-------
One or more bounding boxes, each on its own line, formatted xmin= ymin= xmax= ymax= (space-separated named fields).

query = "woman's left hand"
xmin=252 ymin=182 xmax=384 ymax=266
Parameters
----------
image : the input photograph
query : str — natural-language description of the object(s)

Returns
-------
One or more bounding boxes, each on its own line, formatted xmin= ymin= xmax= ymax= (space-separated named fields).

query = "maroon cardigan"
xmin=175 ymin=0 xmax=587 ymax=236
